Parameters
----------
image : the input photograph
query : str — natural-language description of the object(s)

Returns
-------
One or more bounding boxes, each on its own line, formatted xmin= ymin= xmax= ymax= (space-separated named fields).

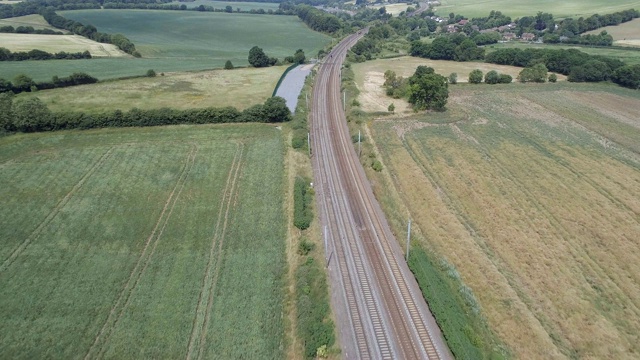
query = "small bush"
xmin=298 ymin=237 xmax=315 ymax=255
xmin=448 ymin=72 xmax=457 ymax=84
xmin=146 ymin=69 xmax=156 ymax=77
xmin=468 ymin=69 xmax=483 ymax=84
xmin=372 ymin=160 xmax=383 ymax=172
xmin=548 ymin=73 xmax=558 ymax=83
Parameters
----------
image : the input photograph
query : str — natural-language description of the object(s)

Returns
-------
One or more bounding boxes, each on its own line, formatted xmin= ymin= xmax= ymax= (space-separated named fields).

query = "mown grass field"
xmin=17 ymin=66 xmax=285 ymax=112
xmin=434 ymin=0 xmax=640 ymax=18
xmin=486 ymin=42 xmax=640 ymax=65
xmin=0 ymin=14 xmax=64 ymax=32
xmin=0 ymin=124 xmax=287 ymax=359
xmin=586 ymin=18 xmax=640 ymax=47
xmin=0 ymin=10 xmax=331 ymax=81
xmin=0 ymin=33 xmax=125 ymax=57
xmin=366 ymin=82 xmax=640 ymax=359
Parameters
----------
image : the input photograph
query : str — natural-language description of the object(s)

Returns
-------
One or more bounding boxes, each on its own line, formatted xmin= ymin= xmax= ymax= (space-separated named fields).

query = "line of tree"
xmin=0 ymin=47 xmax=91 ymax=61
xmin=485 ymin=47 xmax=640 ymax=88
xmin=295 ymin=5 xmax=342 ymax=33
xmin=0 ymin=95 xmax=292 ymax=133
xmin=555 ymin=9 xmax=640 ymax=37
xmin=0 ymin=25 xmax=63 ymax=35
xmin=410 ymin=34 xmax=485 ymax=62
xmin=0 ymin=73 xmax=98 ymax=94
xmin=41 ymin=9 xmax=140 ymax=56
xmin=383 ymin=66 xmax=448 ymax=111
xmin=543 ymin=31 xmax=613 ymax=46
xmin=102 ymin=2 xmax=293 ymax=15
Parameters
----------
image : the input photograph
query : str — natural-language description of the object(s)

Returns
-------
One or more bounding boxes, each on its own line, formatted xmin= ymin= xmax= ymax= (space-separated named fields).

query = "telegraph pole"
xmin=307 ymin=132 xmax=311 ymax=157
xmin=358 ymin=130 xmax=361 ymax=157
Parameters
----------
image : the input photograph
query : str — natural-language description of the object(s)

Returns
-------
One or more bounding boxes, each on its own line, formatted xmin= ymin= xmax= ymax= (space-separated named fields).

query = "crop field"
xmin=351 ymin=56 xmax=559 ymax=113
xmin=434 ymin=0 xmax=640 ymax=18
xmin=586 ymin=18 xmax=640 ymax=47
xmin=0 ymin=14 xmax=64 ymax=32
xmin=61 ymin=10 xmax=331 ymax=61
xmin=0 ymin=33 xmax=125 ymax=57
xmin=168 ymin=0 xmax=280 ymax=11
xmin=369 ymin=2 xmax=411 ymax=16
xmin=0 ymin=10 xmax=331 ymax=81
xmin=0 ymin=124 xmax=286 ymax=359
xmin=487 ymin=42 xmax=640 ymax=65
xmin=18 ymin=66 xmax=285 ymax=112
xmin=366 ymin=82 xmax=640 ymax=359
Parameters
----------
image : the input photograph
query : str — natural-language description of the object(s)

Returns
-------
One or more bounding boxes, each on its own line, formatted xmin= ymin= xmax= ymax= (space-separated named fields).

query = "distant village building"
xmin=502 ymin=32 xmax=516 ymax=40
xmin=445 ymin=24 xmax=458 ymax=33
xmin=458 ymin=19 xmax=469 ymax=25
xmin=521 ymin=33 xmax=536 ymax=41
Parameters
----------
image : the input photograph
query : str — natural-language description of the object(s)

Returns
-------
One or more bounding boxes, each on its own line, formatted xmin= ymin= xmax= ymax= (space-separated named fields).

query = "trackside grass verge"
xmin=409 ymin=246 xmax=506 ymax=359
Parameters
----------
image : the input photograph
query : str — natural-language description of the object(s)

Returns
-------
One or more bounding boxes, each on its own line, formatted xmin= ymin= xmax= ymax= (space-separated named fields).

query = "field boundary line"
xmin=185 ymin=142 xmax=245 ymax=360
xmin=0 ymin=147 xmax=115 ymax=274
xmin=84 ymin=144 xmax=198 ymax=360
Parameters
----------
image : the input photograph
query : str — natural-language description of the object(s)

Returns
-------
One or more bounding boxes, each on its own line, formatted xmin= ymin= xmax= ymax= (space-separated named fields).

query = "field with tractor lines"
xmin=366 ymin=83 xmax=640 ymax=359
xmin=0 ymin=124 xmax=286 ymax=359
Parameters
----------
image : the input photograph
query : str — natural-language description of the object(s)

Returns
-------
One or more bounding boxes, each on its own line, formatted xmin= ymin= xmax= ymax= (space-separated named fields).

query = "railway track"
xmin=310 ymin=32 xmax=453 ymax=359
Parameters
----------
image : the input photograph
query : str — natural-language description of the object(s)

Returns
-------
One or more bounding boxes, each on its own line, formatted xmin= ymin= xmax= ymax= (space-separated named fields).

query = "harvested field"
xmin=18 ymin=66 xmax=285 ymax=112
xmin=351 ymin=56 xmax=562 ymax=113
xmin=0 ymin=33 xmax=126 ymax=57
xmin=0 ymin=124 xmax=286 ymax=359
xmin=366 ymin=82 xmax=640 ymax=359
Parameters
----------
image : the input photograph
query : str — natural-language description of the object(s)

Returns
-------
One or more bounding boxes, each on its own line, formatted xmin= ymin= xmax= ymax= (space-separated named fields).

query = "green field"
xmin=366 ymin=82 xmax=640 ymax=359
xmin=434 ymin=0 xmax=640 ymax=18
xmin=0 ymin=124 xmax=286 ymax=359
xmin=486 ymin=42 xmax=640 ymax=65
xmin=0 ymin=10 xmax=331 ymax=81
xmin=168 ymin=0 xmax=280 ymax=11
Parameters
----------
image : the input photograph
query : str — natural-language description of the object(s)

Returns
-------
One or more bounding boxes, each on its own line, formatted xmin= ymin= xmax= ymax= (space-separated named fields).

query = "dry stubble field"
xmin=0 ymin=33 xmax=126 ymax=57
xmin=363 ymin=82 xmax=640 ymax=359
xmin=352 ymin=57 xmax=565 ymax=114
xmin=0 ymin=124 xmax=287 ymax=359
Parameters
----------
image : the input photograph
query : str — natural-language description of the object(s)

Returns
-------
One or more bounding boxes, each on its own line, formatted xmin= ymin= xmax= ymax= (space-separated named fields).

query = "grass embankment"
xmin=0 ymin=124 xmax=287 ymax=359
xmin=434 ymin=0 xmax=640 ymax=18
xmin=367 ymin=82 xmax=640 ymax=359
xmin=0 ymin=10 xmax=332 ymax=81
xmin=18 ymin=66 xmax=285 ymax=112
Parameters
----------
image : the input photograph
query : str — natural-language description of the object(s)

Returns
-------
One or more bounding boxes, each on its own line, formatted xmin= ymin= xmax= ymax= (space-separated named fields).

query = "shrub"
xmin=484 ymin=70 xmax=500 ymax=84
xmin=498 ymin=74 xmax=512 ymax=83
xmin=448 ymin=72 xmax=457 ymax=84
xmin=468 ymin=69 xmax=483 ymax=84
xmin=548 ymin=73 xmax=557 ymax=83
xmin=146 ymin=69 xmax=157 ymax=77
xmin=293 ymin=176 xmax=313 ymax=230
xmin=224 ymin=60 xmax=234 ymax=70
xmin=372 ymin=159 xmax=383 ymax=172
xmin=297 ymin=237 xmax=315 ymax=255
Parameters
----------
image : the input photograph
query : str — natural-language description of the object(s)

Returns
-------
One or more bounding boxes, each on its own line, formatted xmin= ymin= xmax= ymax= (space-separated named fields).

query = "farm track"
xmin=0 ymin=147 xmax=114 ymax=274
xmin=84 ymin=145 xmax=198 ymax=360
xmin=186 ymin=143 xmax=244 ymax=360
xmin=310 ymin=32 xmax=452 ymax=359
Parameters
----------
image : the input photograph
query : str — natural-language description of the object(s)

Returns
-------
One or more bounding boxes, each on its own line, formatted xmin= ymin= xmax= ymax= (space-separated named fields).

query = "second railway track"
xmin=310 ymin=31 xmax=453 ymax=359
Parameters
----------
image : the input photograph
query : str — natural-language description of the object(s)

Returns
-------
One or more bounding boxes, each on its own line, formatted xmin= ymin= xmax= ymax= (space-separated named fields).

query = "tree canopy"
xmin=248 ymin=46 xmax=277 ymax=68
xmin=408 ymin=66 xmax=448 ymax=111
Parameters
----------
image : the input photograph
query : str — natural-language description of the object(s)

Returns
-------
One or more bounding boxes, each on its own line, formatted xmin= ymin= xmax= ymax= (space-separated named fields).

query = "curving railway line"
xmin=310 ymin=32 xmax=454 ymax=359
